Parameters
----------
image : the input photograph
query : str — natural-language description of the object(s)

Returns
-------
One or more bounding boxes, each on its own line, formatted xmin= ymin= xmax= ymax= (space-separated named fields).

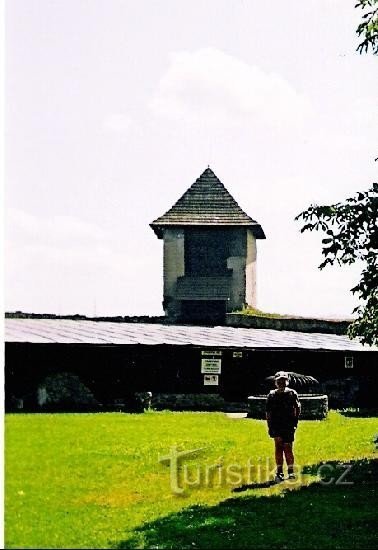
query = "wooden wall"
xmin=5 ymin=343 xmax=377 ymax=410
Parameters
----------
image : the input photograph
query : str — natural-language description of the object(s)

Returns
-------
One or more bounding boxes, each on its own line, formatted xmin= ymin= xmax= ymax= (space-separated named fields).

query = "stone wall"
xmin=245 ymin=229 xmax=257 ymax=308
xmin=226 ymin=314 xmax=350 ymax=334
xmin=163 ymin=228 xmax=185 ymax=319
xmin=6 ymin=312 xmax=352 ymax=333
xmin=247 ymin=394 xmax=329 ymax=420
xmin=152 ymin=393 xmax=329 ymax=418
xmin=151 ymin=393 xmax=249 ymax=412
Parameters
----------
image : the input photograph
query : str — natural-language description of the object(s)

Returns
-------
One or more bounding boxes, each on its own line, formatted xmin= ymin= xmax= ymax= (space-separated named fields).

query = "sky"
xmin=5 ymin=0 xmax=378 ymax=319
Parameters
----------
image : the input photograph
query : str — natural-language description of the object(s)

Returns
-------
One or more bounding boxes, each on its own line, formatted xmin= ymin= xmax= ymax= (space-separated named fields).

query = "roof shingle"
xmin=150 ymin=167 xmax=265 ymax=239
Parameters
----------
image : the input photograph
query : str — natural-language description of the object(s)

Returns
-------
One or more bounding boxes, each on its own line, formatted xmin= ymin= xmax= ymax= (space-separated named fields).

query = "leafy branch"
xmin=356 ymin=0 xmax=378 ymax=54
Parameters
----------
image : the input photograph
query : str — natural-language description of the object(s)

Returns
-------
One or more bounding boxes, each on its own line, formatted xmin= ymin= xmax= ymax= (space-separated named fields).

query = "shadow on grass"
xmin=115 ymin=459 xmax=377 ymax=549
xmin=338 ymin=408 xmax=378 ymax=418
xmin=232 ymin=479 xmax=278 ymax=492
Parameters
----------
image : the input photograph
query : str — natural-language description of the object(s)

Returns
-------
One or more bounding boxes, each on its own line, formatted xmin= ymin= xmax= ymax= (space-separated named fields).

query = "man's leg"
xmin=283 ymin=442 xmax=294 ymax=475
xmin=274 ymin=437 xmax=284 ymax=475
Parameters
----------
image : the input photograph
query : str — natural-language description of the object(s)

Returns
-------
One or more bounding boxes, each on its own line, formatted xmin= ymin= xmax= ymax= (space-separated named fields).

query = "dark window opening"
xmin=185 ymin=229 xmax=231 ymax=276
xmin=181 ymin=300 xmax=226 ymax=324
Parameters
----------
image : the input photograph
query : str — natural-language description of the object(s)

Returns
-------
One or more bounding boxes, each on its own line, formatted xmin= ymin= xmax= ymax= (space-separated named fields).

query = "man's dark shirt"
xmin=266 ymin=388 xmax=300 ymax=428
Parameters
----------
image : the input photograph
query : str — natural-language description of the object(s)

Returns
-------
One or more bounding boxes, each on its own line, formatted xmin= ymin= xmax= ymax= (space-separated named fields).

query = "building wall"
xmin=245 ymin=229 xmax=257 ymax=308
xmin=5 ymin=343 xmax=377 ymax=411
xmin=163 ymin=229 xmax=185 ymax=318
xmin=163 ymin=228 xmax=257 ymax=318
xmin=227 ymin=229 xmax=247 ymax=311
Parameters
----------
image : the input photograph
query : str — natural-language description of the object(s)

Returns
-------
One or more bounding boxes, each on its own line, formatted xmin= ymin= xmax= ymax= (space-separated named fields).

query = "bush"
xmin=39 ymin=372 xmax=98 ymax=411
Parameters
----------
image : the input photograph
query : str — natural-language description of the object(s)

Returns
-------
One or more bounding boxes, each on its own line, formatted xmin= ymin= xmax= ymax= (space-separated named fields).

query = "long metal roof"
xmin=4 ymin=319 xmax=376 ymax=351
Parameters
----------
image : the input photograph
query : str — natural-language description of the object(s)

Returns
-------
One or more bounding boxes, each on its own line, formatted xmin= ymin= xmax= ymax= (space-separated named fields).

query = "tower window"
xmin=185 ymin=229 xmax=231 ymax=276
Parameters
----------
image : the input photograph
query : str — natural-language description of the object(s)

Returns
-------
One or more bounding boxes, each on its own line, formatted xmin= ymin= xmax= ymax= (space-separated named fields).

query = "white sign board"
xmin=204 ymin=374 xmax=219 ymax=386
xmin=201 ymin=358 xmax=222 ymax=374
xmin=233 ymin=351 xmax=243 ymax=358
xmin=345 ymin=356 xmax=354 ymax=368
xmin=201 ymin=350 xmax=222 ymax=357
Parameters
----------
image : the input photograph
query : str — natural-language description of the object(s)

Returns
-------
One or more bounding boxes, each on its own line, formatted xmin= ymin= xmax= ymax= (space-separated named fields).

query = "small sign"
xmin=201 ymin=350 xmax=222 ymax=357
xmin=204 ymin=374 xmax=219 ymax=386
xmin=201 ymin=358 xmax=222 ymax=374
xmin=345 ymin=356 xmax=354 ymax=369
xmin=233 ymin=351 xmax=243 ymax=358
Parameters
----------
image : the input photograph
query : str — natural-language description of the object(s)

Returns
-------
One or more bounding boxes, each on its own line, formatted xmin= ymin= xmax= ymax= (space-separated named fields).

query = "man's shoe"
xmin=275 ymin=472 xmax=284 ymax=483
xmin=288 ymin=472 xmax=296 ymax=480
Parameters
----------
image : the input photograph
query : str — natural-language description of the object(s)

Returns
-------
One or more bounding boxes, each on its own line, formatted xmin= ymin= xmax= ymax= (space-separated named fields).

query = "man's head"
xmin=274 ymin=371 xmax=289 ymax=389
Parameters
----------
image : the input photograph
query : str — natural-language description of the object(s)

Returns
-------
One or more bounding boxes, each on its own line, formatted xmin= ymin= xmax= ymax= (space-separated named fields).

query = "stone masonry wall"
xmin=226 ymin=314 xmax=350 ymax=335
xmin=247 ymin=394 xmax=329 ymax=420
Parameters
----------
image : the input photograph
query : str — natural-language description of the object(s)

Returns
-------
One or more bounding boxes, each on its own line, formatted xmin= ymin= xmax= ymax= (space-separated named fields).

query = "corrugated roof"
xmin=150 ymin=167 xmax=265 ymax=239
xmin=4 ymin=319 xmax=376 ymax=351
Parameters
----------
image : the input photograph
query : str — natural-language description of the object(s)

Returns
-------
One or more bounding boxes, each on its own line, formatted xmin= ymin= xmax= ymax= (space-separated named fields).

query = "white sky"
xmin=5 ymin=0 xmax=378 ymax=319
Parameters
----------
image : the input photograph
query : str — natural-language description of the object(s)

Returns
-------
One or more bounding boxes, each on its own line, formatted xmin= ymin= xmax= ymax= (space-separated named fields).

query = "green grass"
xmin=5 ymin=411 xmax=378 ymax=549
xmin=231 ymin=306 xmax=290 ymax=318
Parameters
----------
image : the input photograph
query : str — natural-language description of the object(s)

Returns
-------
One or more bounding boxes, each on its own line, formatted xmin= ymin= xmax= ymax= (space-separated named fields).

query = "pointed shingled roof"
xmin=150 ymin=167 xmax=265 ymax=239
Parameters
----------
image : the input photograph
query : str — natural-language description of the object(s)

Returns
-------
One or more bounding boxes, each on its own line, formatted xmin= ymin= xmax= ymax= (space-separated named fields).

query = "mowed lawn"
xmin=5 ymin=411 xmax=378 ymax=549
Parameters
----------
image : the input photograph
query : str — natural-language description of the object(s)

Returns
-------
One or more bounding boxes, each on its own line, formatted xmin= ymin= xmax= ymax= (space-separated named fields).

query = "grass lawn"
xmin=5 ymin=411 xmax=378 ymax=549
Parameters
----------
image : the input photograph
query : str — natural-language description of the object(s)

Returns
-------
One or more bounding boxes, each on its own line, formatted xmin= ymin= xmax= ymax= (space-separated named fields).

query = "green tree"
xmin=295 ymin=185 xmax=378 ymax=346
xmin=295 ymin=1 xmax=378 ymax=346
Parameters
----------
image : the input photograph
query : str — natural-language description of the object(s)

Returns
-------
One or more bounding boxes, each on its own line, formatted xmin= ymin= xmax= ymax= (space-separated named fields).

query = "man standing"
xmin=266 ymin=371 xmax=301 ymax=482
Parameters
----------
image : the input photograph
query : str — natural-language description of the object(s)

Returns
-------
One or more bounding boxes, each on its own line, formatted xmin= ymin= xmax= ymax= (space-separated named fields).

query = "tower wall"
xmin=162 ymin=227 xmax=256 ymax=318
xmin=227 ymin=229 xmax=247 ymax=312
xmin=163 ymin=229 xmax=185 ymax=318
xmin=245 ymin=229 xmax=257 ymax=308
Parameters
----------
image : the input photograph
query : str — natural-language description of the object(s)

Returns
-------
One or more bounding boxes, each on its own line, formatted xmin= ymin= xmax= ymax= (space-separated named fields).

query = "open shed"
xmin=5 ymin=318 xmax=377 ymax=411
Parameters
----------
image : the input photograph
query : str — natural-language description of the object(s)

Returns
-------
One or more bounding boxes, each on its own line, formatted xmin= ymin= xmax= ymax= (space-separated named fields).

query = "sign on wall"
xmin=201 ymin=350 xmax=222 ymax=357
xmin=233 ymin=351 xmax=243 ymax=358
xmin=201 ymin=358 xmax=222 ymax=374
xmin=204 ymin=374 xmax=219 ymax=386
xmin=345 ymin=356 xmax=354 ymax=369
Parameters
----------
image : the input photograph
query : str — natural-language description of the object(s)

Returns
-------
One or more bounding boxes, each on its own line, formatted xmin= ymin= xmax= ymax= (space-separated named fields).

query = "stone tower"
xmin=150 ymin=167 xmax=265 ymax=322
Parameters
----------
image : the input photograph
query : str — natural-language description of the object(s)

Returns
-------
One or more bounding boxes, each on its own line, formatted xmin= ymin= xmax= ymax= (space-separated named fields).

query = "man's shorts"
xmin=269 ymin=425 xmax=296 ymax=443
